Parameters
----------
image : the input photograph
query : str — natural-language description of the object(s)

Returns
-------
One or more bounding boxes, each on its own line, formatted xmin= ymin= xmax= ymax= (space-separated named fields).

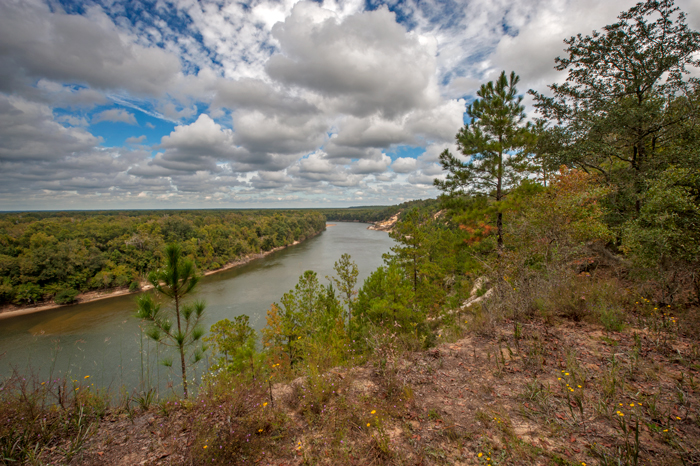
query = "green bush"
xmin=13 ymin=283 xmax=43 ymax=305
xmin=54 ymin=288 xmax=79 ymax=305
xmin=0 ymin=280 xmax=14 ymax=304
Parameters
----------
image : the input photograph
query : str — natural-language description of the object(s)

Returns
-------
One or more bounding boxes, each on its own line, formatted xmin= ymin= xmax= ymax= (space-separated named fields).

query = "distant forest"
xmin=320 ymin=199 xmax=440 ymax=222
xmin=0 ymin=209 xmax=327 ymax=306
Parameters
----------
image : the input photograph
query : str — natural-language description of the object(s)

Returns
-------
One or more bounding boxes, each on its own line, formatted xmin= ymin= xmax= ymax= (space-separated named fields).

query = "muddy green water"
xmin=0 ymin=223 xmax=393 ymax=394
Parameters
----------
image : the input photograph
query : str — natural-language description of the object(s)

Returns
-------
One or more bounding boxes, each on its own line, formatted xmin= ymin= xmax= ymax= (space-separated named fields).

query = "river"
xmin=0 ymin=222 xmax=394 ymax=394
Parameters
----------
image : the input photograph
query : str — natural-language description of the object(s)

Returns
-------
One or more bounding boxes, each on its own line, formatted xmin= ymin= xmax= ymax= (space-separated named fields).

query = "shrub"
xmin=596 ymin=305 xmax=625 ymax=332
xmin=0 ymin=280 xmax=14 ymax=305
xmin=54 ymin=288 xmax=79 ymax=305
xmin=13 ymin=283 xmax=43 ymax=305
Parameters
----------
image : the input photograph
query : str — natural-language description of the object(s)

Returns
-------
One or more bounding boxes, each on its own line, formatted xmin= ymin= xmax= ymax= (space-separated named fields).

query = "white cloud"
xmin=350 ymin=152 xmax=391 ymax=174
xmin=125 ymin=135 xmax=147 ymax=145
xmin=0 ymin=95 xmax=101 ymax=162
xmin=392 ymin=157 xmax=418 ymax=174
xmin=0 ymin=0 xmax=697 ymax=208
xmin=266 ymin=2 xmax=439 ymax=118
xmin=93 ymin=109 xmax=138 ymax=125
xmin=0 ymin=0 xmax=183 ymax=97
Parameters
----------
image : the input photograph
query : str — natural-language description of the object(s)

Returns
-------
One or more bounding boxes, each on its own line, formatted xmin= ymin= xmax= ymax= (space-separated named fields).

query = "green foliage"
xmin=531 ymin=0 xmax=700 ymax=224
xmin=623 ymin=167 xmax=700 ymax=267
xmin=54 ymin=288 xmax=79 ymax=305
xmin=386 ymin=209 xmax=457 ymax=312
xmin=206 ymin=316 xmax=258 ymax=373
xmin=328 ymin=253 xmax=358 ymax=320
xmin=318 ymin=200 xmax=437 ymax=223
xmin=262 ymin=270 xmax=348 ymax=366
xmin=354 ymin=263 xmax=419 ymax=332
xmin=505 ymin=169 xmax=613 ymax=268
xmin=435 ymin=71 xmax=533 ymax=248
xmin=136 ymin=243 xmax=207 ymax=399
xmin=0 ymin=209 xmax=326 ymax=306
xmin=13 ymin=282 xmax=42 ymax=305
xmin=0 ymin=278 xmax=13 ymax=304
xmin=622 ymin=167 xmax=700 ymax=301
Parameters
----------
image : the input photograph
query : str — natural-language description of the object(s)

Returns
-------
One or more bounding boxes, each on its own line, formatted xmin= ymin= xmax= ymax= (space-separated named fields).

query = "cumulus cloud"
xmin=0 ymin=0 xmax=183 ymax=97
xmin=93 ymin=109 xmax=138 ymax=125
xmin=231 ymin=109 xmax=328 ymax=157
xmin=350 ymin=152 xmax=391 ymax=174
xmin=36 ymin=80 xmax=109 ymax=109
xmin=392 ymin=157 xmax=418 ymax=174
xmin=212 ymin=78 xmax=319 ymax=117
xmin=267 ymin=2 xmax=439 ymax=118
xmin=0 ymin=95 xmax=101 ymax=162
xmin=56 ymin=114 xmax=89 ymax=127
xmin=0 ymin=0 xmax=697 ymax=208
xmin=125 ymin=135 xmax=147 ymax=145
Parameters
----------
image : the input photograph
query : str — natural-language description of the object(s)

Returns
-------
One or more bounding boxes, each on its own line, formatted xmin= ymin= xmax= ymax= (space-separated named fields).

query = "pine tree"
xmin=136 ymin=243 xmax=206 ymax=399
xmin=435 ymin=71 xmax=532 ymax=250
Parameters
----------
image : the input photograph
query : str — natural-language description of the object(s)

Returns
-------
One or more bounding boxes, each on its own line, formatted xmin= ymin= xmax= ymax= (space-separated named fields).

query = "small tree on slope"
xmin=136 ymin=243 xmax=206 ymax=399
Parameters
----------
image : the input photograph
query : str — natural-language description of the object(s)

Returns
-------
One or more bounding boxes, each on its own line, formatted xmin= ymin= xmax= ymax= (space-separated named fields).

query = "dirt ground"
xmin=54 ymin=317 xmax=699 ymax=465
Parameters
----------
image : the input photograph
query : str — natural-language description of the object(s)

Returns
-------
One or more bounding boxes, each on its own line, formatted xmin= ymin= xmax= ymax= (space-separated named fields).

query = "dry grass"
xmin=40 ymin=294 xmax=697 ymax=466
xmin=5 ymin=268 xmax=700 ymax=466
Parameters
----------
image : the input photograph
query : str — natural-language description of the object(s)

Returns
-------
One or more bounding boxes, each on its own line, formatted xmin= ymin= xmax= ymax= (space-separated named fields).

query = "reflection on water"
xmin=0 ymin=223 xmax=393 ymax=394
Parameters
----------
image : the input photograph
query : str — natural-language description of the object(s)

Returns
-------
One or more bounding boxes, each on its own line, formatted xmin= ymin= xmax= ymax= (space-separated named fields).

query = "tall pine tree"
xmin=435 ymin=71 xmax=532 ymax=250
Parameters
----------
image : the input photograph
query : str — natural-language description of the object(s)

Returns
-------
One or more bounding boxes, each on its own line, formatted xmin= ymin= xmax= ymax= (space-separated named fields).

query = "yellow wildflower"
xmin=371 ymin=410 xmax=376 ymax=414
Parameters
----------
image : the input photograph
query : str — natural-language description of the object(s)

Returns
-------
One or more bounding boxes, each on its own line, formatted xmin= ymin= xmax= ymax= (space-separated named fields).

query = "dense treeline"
xmin=319 ymin=199 xmax=439 ymax=223
xmin=0 ymin=210 xmax=325 ymax=306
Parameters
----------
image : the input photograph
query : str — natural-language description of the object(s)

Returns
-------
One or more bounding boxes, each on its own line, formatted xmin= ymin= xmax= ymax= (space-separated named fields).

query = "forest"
xmin=319 ymin=199 xmax=440 ymax=223
xmin=0 ymin=209 xmax=326 ymax=306
xmin=1 ymin=0 xmax=700 ymax=464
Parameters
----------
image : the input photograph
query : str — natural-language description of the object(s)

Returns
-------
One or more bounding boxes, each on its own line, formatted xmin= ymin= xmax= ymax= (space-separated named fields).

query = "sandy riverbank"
xmin=0 ymin=230 xmax=324 ymax=321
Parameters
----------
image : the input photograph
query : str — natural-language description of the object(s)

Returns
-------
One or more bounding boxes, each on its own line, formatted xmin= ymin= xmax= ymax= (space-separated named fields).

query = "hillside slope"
xmin=53 ymin=314 xmax=699 ymax=466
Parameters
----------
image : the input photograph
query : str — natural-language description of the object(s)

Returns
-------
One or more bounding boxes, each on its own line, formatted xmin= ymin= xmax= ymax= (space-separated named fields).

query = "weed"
xmin=133 ymin=387 xmax=157 ymax=411
xmin=428 ymin=408 xmax=442 ymax=421
xmin=597 ymin=304 xmax=626 ymax=331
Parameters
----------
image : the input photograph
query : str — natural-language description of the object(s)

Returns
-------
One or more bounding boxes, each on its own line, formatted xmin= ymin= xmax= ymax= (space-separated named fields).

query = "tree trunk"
xmin=413 ymin=254 xmax=417 ymax=293
xmin=497 ymin=146 xmax=504 ymax=251
xmin=175 ymin=295 xmax=188 ymax=399
xmin=497 ymin=212 xmax=503 ymax=250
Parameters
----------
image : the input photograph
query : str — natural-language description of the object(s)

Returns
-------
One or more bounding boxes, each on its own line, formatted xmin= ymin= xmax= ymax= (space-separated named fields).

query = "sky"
xmin=1 ymin=0 xmax=698 ymax=210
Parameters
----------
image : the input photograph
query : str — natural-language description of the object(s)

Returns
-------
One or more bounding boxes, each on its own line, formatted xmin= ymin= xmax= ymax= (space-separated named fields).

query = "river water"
xmin=0 ymin=223 xmax=394 ymax=394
